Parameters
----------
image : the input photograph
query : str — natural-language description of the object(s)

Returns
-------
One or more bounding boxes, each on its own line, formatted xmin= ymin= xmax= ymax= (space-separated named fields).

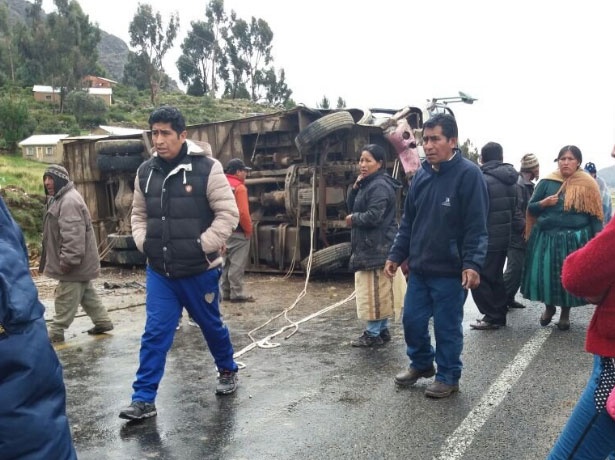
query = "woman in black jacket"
xmin=346 ymin=144 xmax=403 ymax=347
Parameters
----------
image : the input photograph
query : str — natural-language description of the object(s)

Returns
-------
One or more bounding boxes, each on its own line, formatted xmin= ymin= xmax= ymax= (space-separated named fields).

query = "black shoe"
xmin=540 ymin=305 xmax=556 ymax=327
xmin=394 ymin=365 xmax=436 ymax=387
xmin=556 ymin=319 xmax=570 ymax=331
xmin=470 ymin=319 xmax=502 ymax=330
xmin=119 ymin=401 xmax=157 ymax=420
xmin=87 ymin=323 xmax=114 ymax=335
xmin=380 ymin=328 xmax=391 ymax=343
xmin=508 ymin=300 xmax=526 ymax=309
xmin=216 ymin=370 xmax=238 ymax=395
xmin=351 ymin=331 xmax=384 ymax=347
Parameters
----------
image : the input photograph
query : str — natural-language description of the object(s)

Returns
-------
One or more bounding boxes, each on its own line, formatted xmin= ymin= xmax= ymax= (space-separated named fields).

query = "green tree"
xmin=336 ymin=97 xmax=346 ymax=109
xmin=177 ymin=20 xmax=216 ymax=97
xmin=65 ymin=90 xmax=108 ymax=128
xmin=204 ymin=0 xmax=227 ymax=97
xmin=128 ymin=3 xmax=179 ymax=105
xmin=122 ymin=51 xmax=151 ymax=91
xmin=0 ymin=92 xmax=34 ymax=152
xmin=0 ymin=5 xmax=16 ymax=84
xmin=14 ymin=0 xmax=48 ymax=86
xmin=222 ymin=13 xmax=273 ymax=101
xmin=14 ymin=0 xmax=101 ymax=111
xmin=318 ymin=96 xmax=330 ymax=109
xmin=256 ymin=67 xmax=292 ymax=107
xmin=460 ymin=138 xmax=479 ymax=164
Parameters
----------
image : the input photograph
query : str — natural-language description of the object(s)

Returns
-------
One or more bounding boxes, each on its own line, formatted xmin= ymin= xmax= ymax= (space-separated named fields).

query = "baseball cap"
xmin=225 ymin=158 xmax=252 ymax=174
xmin=584 ymin=162 xmax=597 ymax=174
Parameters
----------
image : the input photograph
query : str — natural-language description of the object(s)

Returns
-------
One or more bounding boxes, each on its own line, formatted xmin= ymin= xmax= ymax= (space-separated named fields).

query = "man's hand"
xmin=461 ymin=269 xmax=480 ymax=290
xmin=345 ymin=214 xmax=352 ymax=227
xmin=59 ymin=262 xmax=71 ymax=274
xmin=384 ymin=260 xmax=398 ymax=278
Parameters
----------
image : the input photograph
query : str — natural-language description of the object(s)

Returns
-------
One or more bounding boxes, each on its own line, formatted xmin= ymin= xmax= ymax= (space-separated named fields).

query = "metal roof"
xmin=18 ymin=134 xmax=69 ymax=146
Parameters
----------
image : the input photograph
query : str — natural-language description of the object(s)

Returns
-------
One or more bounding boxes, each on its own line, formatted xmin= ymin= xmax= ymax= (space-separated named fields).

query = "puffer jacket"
xmin=40 ymin=182 xmax=101 ymax=281
xmin=481 ymin=161 xmax=521 ymax=252
xmin=132 ymin=140 xmax=239 ymax=277
xmin=347 ymin=170 xmax=401 ymax=272
xmin=0 ymin=196 xmax=76 ymax=460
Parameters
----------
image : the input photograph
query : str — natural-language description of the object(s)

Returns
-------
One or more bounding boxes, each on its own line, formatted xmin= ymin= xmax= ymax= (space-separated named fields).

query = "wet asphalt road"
xmin=46 ymin=272 xmax=595 ymax=460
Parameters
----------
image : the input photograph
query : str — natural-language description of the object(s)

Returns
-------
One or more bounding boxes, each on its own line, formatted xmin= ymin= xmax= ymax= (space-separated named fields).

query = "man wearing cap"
xmin=584 ymin=161 xmax=612 ymax=223
xmin=503 ymin=153 xmax=540 ymax=310
xmin=40 ymin=164 xmax=114 ymax=343
xmin=221 ymin=158 xmax=255 ymax=302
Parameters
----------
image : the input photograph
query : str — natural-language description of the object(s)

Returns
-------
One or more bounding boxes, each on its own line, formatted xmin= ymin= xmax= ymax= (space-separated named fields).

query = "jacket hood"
xmin=481 ymin=161 xmax=518 ymax=186
xmin=361 ymin=169 xmax=403 ymax=190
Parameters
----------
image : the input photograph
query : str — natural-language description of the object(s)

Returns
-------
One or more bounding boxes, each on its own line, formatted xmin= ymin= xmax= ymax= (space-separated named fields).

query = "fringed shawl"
xmin=525 ymin=169 xmax=603 ymax=240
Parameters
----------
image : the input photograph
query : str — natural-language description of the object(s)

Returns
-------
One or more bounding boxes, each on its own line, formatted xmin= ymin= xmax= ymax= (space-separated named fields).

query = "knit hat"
xmin=44 ymin=164 xmax=70 ymax=181
xmin=520 ymin=153 xmax=539 ymax=171
xmin=584 ymin=162 xmax=597 ymax=174
xmin=225 ymin=158 xmax=252 ymax=174
xmin=43 ymin=164 xmax=70 ymax=196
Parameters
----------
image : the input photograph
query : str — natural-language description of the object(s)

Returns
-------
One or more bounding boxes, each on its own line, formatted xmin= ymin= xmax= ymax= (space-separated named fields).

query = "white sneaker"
xmin=187 ymin=318 xmax=199 ymax=327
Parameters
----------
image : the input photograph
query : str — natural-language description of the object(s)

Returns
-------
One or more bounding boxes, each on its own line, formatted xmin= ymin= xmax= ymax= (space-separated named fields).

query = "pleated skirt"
xmin=355 ymin=268 xmax=406 ymax=321
xmin=521 ymin=226 xmax=592 ymax=307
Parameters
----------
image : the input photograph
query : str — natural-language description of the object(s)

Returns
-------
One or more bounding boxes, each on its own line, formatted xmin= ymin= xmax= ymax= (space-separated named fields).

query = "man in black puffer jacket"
xmin=470 ymin=142 xmax=523 ymax=329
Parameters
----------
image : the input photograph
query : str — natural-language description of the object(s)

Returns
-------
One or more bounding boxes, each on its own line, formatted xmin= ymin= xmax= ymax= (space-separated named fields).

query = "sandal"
xmin=556 ymin=319 xmax=570 ymax=331
xmin=539 ymin=306 xmax=556 ymax=327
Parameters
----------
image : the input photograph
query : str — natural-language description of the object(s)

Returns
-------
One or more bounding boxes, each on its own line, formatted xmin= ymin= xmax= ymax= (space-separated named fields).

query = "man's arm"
xmin=58 ymin=195 xmax=87 ymax=269
xmin=131 ymin=174 xmax=147 ymax=253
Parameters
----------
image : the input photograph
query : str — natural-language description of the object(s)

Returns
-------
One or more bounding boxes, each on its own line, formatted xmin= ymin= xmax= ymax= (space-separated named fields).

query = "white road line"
xmin=435 ymin=327 xmax=552 ymax=460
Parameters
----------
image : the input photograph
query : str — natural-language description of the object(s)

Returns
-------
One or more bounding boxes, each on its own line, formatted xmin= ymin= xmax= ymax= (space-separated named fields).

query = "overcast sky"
xmin=42 ymin=0 xmax=615 ymax=172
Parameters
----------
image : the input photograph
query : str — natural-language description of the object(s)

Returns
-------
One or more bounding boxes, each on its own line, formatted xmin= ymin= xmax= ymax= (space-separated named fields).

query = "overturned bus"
xmin=63 ymin=104 xmax=440 ymax=274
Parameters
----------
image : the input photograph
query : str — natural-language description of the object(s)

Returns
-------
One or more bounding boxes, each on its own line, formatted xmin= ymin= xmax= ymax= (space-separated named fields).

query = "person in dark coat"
xmin=503 ymin=153 xmax=540 ymax=309
xmin=346 ymin=144 xmax=403 ymax=347
xmin=470 ymin=142 xmax=522 ymax=329
xmin=0 ymin=195 xmax=76 ymax=460
xmin=385 ymin=114 xmax=489 ymax=398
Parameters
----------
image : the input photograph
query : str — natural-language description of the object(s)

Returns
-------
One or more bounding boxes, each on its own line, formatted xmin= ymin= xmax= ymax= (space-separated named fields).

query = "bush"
xmin=65 ymin=90 xmax=108 ymax=128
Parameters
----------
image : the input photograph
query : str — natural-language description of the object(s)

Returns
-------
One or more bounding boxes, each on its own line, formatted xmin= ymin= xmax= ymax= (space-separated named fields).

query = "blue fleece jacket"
xmin=0 ymin=196 xmax=76 ymax=460
xmin=388 ymin=151 xmax=489 ymax=277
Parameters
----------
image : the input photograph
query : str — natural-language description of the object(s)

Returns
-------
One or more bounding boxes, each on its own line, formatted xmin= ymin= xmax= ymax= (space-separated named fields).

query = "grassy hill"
xmin=0 ymin=155 xmax=47 ymax=258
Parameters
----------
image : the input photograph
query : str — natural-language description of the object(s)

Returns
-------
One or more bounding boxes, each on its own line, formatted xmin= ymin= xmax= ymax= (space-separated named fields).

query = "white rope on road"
xmin=234 ymin=168 xmax=356 ymax=359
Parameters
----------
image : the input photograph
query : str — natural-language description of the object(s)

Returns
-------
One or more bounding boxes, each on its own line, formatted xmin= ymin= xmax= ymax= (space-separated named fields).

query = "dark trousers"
xmin=503 ymin=246 xmax=525 ymax=304
xmin=471 ymin=250 xmax=508 ymax=325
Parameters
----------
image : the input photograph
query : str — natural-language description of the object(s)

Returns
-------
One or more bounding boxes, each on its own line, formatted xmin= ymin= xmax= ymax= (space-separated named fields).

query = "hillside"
xmin=3 ymin=0 xmax=129 ymax=81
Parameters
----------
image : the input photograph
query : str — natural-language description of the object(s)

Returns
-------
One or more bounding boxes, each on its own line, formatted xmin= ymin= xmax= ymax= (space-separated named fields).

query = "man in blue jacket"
xmin=0 ymin=196 xmax=76 ymax=459
xmin=384 ymin=113 xmax=488 ymax=398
